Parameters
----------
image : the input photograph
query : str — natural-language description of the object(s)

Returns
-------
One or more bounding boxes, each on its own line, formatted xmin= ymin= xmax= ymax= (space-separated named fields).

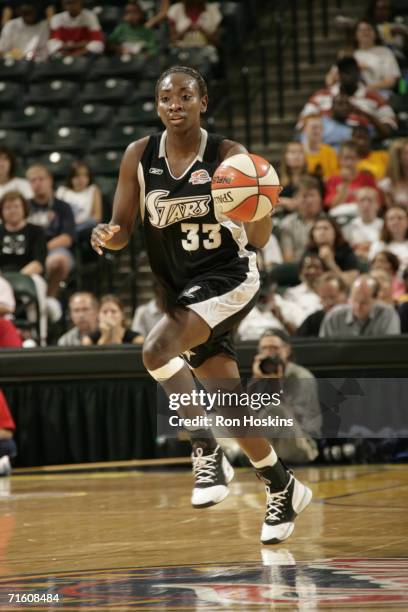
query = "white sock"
xmin=251 ymin=447 xmax=278 ymax=469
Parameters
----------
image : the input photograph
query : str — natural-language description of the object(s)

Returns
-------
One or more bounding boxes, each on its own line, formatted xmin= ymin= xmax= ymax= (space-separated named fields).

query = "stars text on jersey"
xmin=146 ymin=190 xmax=211 ymax=228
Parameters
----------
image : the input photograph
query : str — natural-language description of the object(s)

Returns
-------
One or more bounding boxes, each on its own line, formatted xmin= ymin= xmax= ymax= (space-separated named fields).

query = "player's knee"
xmin=142 ymin=339 xmax=172 ymax=371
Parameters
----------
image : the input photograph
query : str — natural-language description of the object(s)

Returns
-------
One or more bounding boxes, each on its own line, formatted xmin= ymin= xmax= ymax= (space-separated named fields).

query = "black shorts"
xmin=176 ymin=265 xmax=260 ymax=369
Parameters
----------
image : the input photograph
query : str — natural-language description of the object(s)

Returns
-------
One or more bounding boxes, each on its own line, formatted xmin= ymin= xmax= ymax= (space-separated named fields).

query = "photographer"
xmin=248 ymin=329 xmax=321 ymax=464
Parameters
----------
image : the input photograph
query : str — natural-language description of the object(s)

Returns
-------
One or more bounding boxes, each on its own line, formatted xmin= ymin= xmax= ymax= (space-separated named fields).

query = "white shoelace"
xmin=265 ymin=484 xmax=289 ymax=523
xmin=192 ymin=447 xmax=219 ymax=485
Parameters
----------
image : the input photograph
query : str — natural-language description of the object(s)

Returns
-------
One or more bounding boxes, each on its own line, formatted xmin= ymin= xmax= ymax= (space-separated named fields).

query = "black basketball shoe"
xmin=191 ymin=444 xmax=234 ymax=508
xmin=255 ymin=461 xmax=312 ymax=544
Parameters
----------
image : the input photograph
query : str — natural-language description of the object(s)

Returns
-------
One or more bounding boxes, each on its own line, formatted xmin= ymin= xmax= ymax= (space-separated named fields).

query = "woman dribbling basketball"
xmin=91 ymin=65 xmax=312 ymax=545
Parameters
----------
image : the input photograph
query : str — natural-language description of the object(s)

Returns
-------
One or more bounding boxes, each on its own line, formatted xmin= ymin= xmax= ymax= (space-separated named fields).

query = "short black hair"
xmin=260 ymin=328 xmax=291 ymax=345
xmin=155 ymin=65 xmax=208 ymax=100
xmin=337 ymin=56 xmax=359 ymax=74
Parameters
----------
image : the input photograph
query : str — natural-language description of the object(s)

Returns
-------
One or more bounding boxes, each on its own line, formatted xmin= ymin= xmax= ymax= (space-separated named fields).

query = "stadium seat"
xmin=54 ymin=104 xmax=113 ymax=129
xmin=113 ymin=101 xmax=159 ymax=126
xmin=29 ymin=56 xmax=93 ymax=83
xmin=78 ymin=79 xmax=133 ymax=104
xmin=25 ymin=152 xmax=77 ymax=180
xmin=25 ymin=80 xmax=80 ymax=106
xmin=0 ymin=82 xmax=25 ymax=107
xmin=0 ymin=129 xmax=29 ymax=156
xmin=89 ymin=55 xmax=143 ymax=80
xmin=2 ymin=272 xmax=41 ymax=342
xmin=83 ymin=151 xmax=122 ymax=176
xmin=92 ymin=5 xmax=122 ymax=33
xmin=167 ymin=48 xmax=212 ymax=77
xmin=30 ymin=127 xmax=90 ymax=155
xmin=0 ymin=58 xmax=31 ymax=82
xmin=0 ymin=106 xmax=50 ymax=131
xmin=95 ymin=175 xmax=117 ymax=209
xmin=90 ymin=125 xmax=144 ymax=151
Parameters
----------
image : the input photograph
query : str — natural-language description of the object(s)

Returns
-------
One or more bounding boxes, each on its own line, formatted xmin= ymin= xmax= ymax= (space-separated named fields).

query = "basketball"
xmin=211 ymin=153 xmax=282 ymax=222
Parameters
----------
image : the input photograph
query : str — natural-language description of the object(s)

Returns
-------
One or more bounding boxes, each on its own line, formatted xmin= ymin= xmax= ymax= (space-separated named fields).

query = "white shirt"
xmin=378 ymin=177 xmax=408 ymax=208
xmin=354 ymin=46 xmax=401 ymax=87
xmin=343 ymin=217 xmax=383 ymax=246
xmin=258 ymin=233 xmax=283 ymax=271
xmin=0 ymin=177 xmax=33 ymax=200
xmin=168 ymin=2 xmax=222 ymax=46
xmin=131 ymin=298 xmax=162 ymax=337
xmin=237 ymin=295 xmax=305 ymax=341
xmin=0 ymin=17 xmax=49 ymax=60
xmin=284 ymin=283 xmax=322 ymax=320
xmin=56 ymin=185 xmax=96 ymax=225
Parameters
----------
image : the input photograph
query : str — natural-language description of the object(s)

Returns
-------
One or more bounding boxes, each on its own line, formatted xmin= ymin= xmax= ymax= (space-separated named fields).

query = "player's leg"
xmin=142 ymin=307 xmax=234 ymax=508
xmin=193 ymin=353 xmax=313 ymax=545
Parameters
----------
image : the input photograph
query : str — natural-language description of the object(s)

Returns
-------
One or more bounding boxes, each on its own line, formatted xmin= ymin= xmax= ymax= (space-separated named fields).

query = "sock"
xmin=190 ymin=429 xmax=218 ymax=454
xmin=251 ymin=447 xmax=278 ymax=469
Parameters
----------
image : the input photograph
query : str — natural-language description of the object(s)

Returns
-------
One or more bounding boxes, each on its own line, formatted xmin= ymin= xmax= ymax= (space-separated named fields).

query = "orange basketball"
xmin=211 ymin=153 xmax=282 ymax=222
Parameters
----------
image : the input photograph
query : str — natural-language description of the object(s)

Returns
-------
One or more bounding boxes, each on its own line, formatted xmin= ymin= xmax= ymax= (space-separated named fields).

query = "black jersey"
xmin=139 ymin=129 xmax=256 ymax=305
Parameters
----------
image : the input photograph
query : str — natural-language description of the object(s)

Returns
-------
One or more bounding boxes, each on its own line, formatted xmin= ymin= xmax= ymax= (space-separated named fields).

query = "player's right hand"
xmin=91 ymin=224 xmax=120 ymax=255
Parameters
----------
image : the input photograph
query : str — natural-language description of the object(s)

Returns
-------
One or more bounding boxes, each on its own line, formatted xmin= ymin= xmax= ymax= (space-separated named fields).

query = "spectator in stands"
xmin=298 ymin=56 xmax=397 ymax=140
xmin=26 ymin=164 xmax=76 ymax=302
xmin=248 ymin=329 xmax=321 ymax=463
xmin=47 ymin=0 xmax=104 ymax=57
xmin=108 ymin=1 xmax=158 ymax=57
xmin=278 ymin=142 xmax=309 ymax=212
xmin=369 ymin=205 xmax=408 ymax=271
xmin=320 ymin=274 xmax=400 ymax=337
xmin=258 ymin=232 xmax=283 ymax=274
xmin=82 ymin=294 xmax=143 ymax=346
xmin=143 ymin=0 xmax=170 ymax=29
xmin=352 ymin=125 xmax=388 ymax=180
xmin=58 ymin=291 xmax=98 ymax=346
xmin=370 ymin=268 xmax=395 ymax=305
xmin=0 ymin=148 xmax=32 ymax=201
xmin=0 ymin=2 xmax=49 ymax=60
xmin=326 ymin=20 xmax=401 ymax=96
xmin=237 ymin=282 xmax=305 ymax=340
xmin=379 ymin=138 xmax=408 ymax=209
xmin=0 ymin=274 xmax=15 ymax=318
xmin=321 ymin=93 xmax=353 ymax=150
xmin=0 ymin=191 xmax=48 ymax=345
xmin=0 ymin=318 xmax=22 ymax=348
xmin=297 ymin=272 xmax=349 ymax=337
xmin=370 ymin=250 xmax=405 ymax=301
xmin=283 ymin=253 xmax=325 ymax=319
xmin=307 ymin=216 xmax=361 ymax=284
xmin=280 ymin=175 xmax=323 ymax=263
xmin=301 ymin=115 xmax=338 ymax=180
xmin=0 ymin=389 xmax=17 ymax=477
xmin=324 ymin=140 xmax=377 ymax=210
xmin=365 ymin=0 xmax=408 ymax=63
xmin=56 ymin=161 xmax=103 ymax=241
xmin=167 ymin=0 xmax=222 ymax=61
xmin=343 ymin=187 xmax=383 ymax=259
xmin=131 ymin=281 xmax=162 ymax=340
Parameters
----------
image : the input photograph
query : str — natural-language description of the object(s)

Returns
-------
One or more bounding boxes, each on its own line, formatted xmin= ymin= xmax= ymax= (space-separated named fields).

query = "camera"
xmin=258 ymin=356 xmax=284 ymax=375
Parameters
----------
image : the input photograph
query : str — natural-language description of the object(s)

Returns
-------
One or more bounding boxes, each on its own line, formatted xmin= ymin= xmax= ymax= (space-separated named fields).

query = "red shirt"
xmin=0 ymin=389 xmax=15 ymax=430
xmin=0 ymin=319 xmax=22 ymax=348
xmin=324 ymin=172 xmax=378 ymax=208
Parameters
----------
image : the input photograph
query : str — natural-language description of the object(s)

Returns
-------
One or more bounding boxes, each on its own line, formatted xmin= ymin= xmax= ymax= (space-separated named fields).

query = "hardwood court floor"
xmin=0 ymin=463 xmax=408 ymax=610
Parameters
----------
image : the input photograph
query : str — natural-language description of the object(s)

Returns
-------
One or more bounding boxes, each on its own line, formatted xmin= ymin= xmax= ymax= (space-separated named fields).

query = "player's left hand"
xmin=91 ymin=224 xmax=120 ymax=255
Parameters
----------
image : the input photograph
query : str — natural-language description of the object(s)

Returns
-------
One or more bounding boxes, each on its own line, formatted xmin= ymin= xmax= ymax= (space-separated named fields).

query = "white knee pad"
xmin=148 ymin=356 xmax=185 ymax=382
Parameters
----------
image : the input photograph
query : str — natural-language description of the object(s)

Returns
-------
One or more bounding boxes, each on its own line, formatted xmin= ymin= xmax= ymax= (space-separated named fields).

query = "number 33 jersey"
xmin=139 ymin=128 xmax=259 ymax=304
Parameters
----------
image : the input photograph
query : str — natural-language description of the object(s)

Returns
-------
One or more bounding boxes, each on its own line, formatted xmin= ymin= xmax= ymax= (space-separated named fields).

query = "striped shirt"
xmin=48 ymin=9 xmax=104 ymax=55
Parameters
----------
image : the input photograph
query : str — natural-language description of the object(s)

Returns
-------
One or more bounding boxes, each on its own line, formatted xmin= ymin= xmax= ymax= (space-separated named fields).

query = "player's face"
xmin=1 ymin=197 xmax=26 ymax=225
xmin=156 ymin=73 xmax=207 ymax=130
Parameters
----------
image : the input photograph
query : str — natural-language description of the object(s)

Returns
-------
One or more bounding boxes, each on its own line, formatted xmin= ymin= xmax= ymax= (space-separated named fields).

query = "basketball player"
xmin=91 ymin=66 xmax=312 ymax=544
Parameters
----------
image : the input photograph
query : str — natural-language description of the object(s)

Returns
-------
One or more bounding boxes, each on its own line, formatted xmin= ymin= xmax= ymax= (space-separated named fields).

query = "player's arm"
xmin=91 ymin=138 xmax=149 ymax=254
xmin=218 ymin=140 xmax=273 ymax=248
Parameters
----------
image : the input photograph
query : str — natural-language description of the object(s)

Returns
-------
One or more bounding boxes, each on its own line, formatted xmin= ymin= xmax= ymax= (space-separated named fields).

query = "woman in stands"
xmin=369 ymin=205 xmax=408 ymax=272
xmin=307 ymin=216 xmax=360 ymax=284
xmin=56 ymin=161 xmax=103 ymax=240
xmin=370 ymin=250 xmax=405 ymax=301
xmin=379 ymin=138 xmax=408 ymax=209
xmin=82 ymin=294 xmax=143 ymax=346
xmin=0 ymin=148 xmax=32 ymax=200
xmin=0 ymin=191 xmax=48 ymax=345
xmin=278 ymin=142 xmax=309 ymax=213
xmin=90 ymin=65 xmax=312 ymax=546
